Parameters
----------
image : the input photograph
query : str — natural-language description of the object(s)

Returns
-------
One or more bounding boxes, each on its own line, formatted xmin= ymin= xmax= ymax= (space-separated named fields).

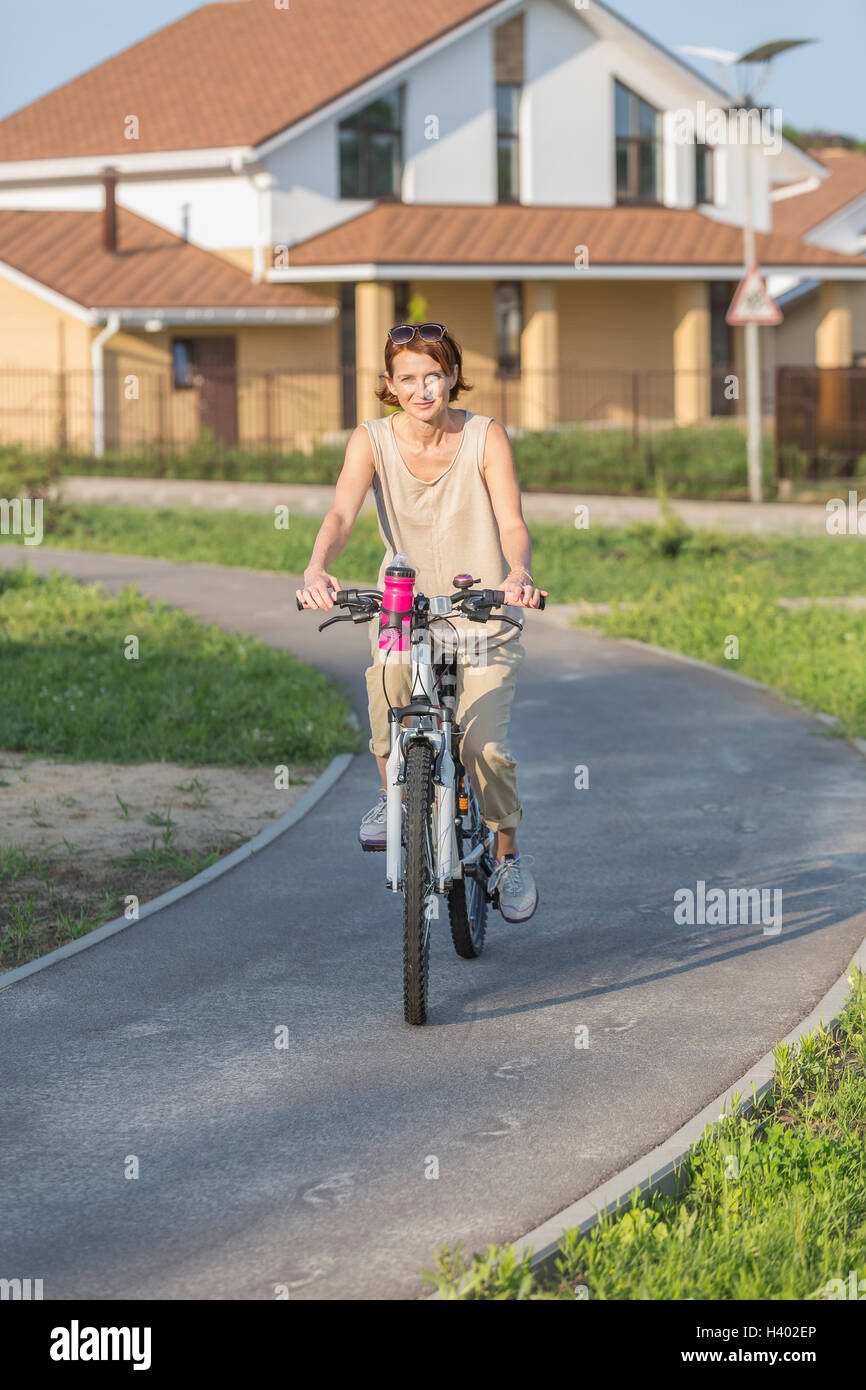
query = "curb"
xmin=0 ymin=752 xmax=355 ymax=993
xmin=509 ymin=929 xmax=866 ymax=1286
xmin=427 ymin=620 xmax=866 ymax=1298
xmin=427 ymin=932 xmax=866 ymax=1298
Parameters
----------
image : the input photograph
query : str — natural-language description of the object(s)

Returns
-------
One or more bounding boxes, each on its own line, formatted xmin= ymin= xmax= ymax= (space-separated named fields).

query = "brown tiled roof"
xmin=0 ymin=207 xmax=333 ymax=310
xmin=0 ymin=0 xmax=500 ymax=161
xmin=286 ymin=203 xmax=866 ymax=268
xmin=772 ymin=148 xmax=866 ymax=238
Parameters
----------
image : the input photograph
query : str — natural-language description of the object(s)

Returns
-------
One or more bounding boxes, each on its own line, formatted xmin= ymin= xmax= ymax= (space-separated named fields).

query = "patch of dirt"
xmin=0 ymin=751 xmax=326 ymax=971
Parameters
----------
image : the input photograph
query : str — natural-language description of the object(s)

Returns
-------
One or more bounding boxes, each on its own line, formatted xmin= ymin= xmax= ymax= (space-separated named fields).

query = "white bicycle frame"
xmin=382 ymin=609 xmax=499 ymax=896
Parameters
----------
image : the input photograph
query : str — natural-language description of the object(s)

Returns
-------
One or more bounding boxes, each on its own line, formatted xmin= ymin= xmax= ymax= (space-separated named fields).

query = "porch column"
xmin=355 ymin=281 xmax=395 ymax=424
xmin=673 ymin=281 xmax=711 ymax=425
xmin=816 ymin=281 xmax=853 ymax=446
xmin=520 ymin=282 xmax=559 ymax=429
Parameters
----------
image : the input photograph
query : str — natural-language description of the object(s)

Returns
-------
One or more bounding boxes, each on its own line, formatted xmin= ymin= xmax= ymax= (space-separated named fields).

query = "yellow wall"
xmin=98 ymin=312 xmax=342 ymax=451
xmin=214 ymin=247 xmax=256 ymax=273
xmin=558 ymin=280 xmax=676 ymax=370
xmin=557 ymin=280 xmax=677 ymax=424
xmin=0 ymin=275 xmax=93 ymax=446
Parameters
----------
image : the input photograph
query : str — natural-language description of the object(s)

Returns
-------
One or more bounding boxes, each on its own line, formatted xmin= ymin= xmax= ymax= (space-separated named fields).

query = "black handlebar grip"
xmin=297 ymin=588 xmax=348 ymax=611
xmin=496 ymin=589 xmax=546 ymax=610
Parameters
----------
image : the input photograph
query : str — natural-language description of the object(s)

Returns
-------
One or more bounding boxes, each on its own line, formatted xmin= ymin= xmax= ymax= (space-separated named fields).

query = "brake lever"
xmin=317 ymin=613 xmax=354 ymax=631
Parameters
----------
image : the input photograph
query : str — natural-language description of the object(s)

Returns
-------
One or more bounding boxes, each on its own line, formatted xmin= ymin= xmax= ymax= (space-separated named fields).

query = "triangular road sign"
xmin=726 ymin=264 xmax=783 ymax=325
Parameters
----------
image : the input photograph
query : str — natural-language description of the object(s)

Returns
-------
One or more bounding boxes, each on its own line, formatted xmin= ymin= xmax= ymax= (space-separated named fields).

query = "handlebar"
xmin=295 ymin=587 xmax=545 ymax=614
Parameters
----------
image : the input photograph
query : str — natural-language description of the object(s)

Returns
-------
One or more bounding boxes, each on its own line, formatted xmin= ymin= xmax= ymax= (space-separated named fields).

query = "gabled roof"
xmin=773 ymin=148 xmax=866 ymax=238
xmin=0 ymin=207 xmax=334 ymax=314
xmin=0 ymin=0 xmax=817 ymax=175
xmin=279 ymin=202 xmax=866 ymax=271
xmin=0 ymin=0 xmax=502 ymax=161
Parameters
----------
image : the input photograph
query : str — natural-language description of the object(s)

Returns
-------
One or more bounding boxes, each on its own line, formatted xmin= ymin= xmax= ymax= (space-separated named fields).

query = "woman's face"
xmin=385 ymin=349 xmax=459 ymax=421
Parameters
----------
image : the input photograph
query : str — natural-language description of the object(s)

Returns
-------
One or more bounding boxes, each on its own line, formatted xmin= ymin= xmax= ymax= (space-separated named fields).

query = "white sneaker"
xmin=358 ymin=790 xmax=406 ymax=851
xmin=489 ymin=852 xmax=538 ymax=922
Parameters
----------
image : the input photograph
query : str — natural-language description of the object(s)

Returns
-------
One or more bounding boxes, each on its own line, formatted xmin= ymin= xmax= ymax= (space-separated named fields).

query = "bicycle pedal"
xmin=360 ymin=841 xmax=387 ymax=853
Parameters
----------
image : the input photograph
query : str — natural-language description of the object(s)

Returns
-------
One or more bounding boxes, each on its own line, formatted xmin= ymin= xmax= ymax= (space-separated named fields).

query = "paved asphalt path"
xmin=1 ymin=546 xmax=865 ymax=1300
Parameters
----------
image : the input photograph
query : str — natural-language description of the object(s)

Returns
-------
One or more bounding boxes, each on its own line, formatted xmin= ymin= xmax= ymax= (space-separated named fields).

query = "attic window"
xmin=695 ymin=143 xmax=714 ymax=204
xmin=614 ymin=79 xmax=660 ymax=204
xmin=339 ymin=85 xmax=404 ymax=199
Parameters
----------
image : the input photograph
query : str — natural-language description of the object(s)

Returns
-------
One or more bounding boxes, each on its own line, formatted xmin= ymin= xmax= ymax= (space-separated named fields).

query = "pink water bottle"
xmin=379 ymin=553 xmax=415 ymax=651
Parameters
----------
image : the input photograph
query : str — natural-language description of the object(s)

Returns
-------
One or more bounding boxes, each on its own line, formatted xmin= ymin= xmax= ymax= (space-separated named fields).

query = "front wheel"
xmin=448 ymin=769 xmax=490 ymax=959
xmin=402 ymin=740 xmax=436 ymax=1025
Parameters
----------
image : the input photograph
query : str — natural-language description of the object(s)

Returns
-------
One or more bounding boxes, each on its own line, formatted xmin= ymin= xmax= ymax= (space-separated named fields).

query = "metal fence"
xmin=0 ymin=363 xmax=763 ymax=458
xmin=775 ymin=366 xmax=866 ymax=484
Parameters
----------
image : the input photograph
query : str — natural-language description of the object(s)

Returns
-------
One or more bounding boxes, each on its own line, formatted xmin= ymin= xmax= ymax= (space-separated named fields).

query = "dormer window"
xmin=695 ymin=142 xmax=714 ymax=204
xmin=339 ymin=85 xmax=404 ymax=199
xmin=496 ymin=85 xmax=521 ymax=202
xmin=495 ymin=14 xmax=524 ymax=204
xmin=614 ymin=79 xmax=660 ymax=203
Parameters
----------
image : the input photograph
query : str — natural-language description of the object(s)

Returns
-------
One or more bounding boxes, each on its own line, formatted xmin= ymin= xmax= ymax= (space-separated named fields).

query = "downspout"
xmin=91 ymin=314 xmax=121 ymax=458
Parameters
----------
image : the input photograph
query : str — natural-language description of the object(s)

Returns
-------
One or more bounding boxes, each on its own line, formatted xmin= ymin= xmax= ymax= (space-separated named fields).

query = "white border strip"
xmin=0 ymin=752 xmax=354 ymax=992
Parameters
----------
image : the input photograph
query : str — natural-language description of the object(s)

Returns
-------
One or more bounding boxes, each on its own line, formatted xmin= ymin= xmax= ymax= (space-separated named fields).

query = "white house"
xmin=0 ymin=0 xmax=862 ymax=449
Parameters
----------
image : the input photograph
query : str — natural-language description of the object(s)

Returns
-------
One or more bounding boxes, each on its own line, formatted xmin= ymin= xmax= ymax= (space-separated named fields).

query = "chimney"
xmin=102 ymin=167 xmax=118 ymax=254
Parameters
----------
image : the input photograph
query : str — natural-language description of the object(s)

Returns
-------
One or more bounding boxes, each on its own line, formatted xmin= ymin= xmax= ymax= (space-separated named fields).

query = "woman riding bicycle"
xmin=296 ymin=322 xmax=547 ymax=923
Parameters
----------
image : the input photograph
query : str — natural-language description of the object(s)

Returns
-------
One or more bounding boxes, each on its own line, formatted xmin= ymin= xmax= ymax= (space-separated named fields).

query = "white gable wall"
xmin=402 ymin=25 xmax=497 ymax=203
xmin=267 ymin=118 xmax=373 ymax=247
xmin=0 ymin=0 xmax=824 ymax=258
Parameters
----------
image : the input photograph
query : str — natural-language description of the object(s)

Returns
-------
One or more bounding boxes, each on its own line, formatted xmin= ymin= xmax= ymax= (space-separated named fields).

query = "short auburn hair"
xmin=375 ymin=327 xmax=473 ymax=407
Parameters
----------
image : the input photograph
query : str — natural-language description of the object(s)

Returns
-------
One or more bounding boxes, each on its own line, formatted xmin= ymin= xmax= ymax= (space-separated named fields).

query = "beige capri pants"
xmin=364 ymin=637 xmax=526 ymax=832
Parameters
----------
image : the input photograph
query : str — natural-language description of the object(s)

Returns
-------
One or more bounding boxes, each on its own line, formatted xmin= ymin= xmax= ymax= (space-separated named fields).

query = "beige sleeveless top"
xmin=363 ymin=409 xmax=523 ymax=662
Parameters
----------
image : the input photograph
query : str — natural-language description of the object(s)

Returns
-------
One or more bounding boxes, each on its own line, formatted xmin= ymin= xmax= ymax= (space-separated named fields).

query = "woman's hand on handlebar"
xmin=503 ymin=570 xmax=548 ymax=609
xmin=296 ymin=567 xmax=341 ymax=610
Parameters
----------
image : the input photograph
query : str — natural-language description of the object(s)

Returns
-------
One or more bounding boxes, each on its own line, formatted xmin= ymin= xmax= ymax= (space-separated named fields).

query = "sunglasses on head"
xmin=388 ymin=322 xmax=447 ymax=345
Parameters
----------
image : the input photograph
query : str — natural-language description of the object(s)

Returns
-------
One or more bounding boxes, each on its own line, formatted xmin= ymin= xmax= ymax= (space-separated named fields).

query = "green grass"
xmin=423 ymin=967 xmax=866 ymax=1300
xmin=4 ymin=500 xmax=866 ymax=603
xmin=583 ymin=578 xmax=866 ymax=739
xmin=0 ymin=561 xmax=363 ymax=764
xmin=3 ymin=425 xmax=786 ymax=499
xmin=4 ymin=499 xmax=866 ymax=737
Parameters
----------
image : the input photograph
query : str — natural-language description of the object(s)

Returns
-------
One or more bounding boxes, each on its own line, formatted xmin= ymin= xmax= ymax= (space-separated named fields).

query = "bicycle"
xmin=296 ymin=573 xmax=545 ymax=1025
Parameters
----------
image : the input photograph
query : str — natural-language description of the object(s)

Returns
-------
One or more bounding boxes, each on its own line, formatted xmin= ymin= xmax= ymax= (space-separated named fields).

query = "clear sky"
xmin=1 ymin=0 xmax=863 ymax=136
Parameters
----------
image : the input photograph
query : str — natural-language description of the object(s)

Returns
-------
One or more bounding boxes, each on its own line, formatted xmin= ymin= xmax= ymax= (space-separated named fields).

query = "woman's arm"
xmin=482 ymin=420 xmax=548 ymax=609
xmin=296 ymin=426 xmax=375 ymax=610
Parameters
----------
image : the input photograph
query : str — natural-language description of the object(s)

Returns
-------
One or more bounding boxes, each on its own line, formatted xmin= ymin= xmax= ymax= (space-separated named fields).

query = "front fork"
xmin=384 ymin=725 xmax=458 ymax=894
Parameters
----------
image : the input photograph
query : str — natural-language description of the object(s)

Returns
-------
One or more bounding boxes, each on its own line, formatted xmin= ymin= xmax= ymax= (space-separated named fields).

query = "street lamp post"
xmin=680 ymin=39 xmax=816 ymax=503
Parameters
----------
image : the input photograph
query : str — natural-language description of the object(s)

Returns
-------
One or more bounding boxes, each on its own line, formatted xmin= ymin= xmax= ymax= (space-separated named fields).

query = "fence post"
xmin=772 ymin=366 xmax=780 ymax=496
xmin=632 ymin=371 xmax=639 ymax=450
xmin=57 ymin=368 xmax=68 ymax=452
xmin=157 ymin=373 xmax=166 ymax=478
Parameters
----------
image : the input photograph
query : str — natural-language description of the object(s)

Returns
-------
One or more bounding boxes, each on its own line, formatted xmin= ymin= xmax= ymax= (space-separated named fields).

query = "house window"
xmin=339 ymin=284 xmax=356 ymax=429
xmin=695 ymin=143 xmax=713 ymax=204
xmin=495 ymin=282 xmax=523 ymax=372
xmin=496 ymin=84 xmax=521 ymax=202
xmin=614 ymin=79 xmax=660 ymax=203
xmin=495 ymin=14 xmax=523 ymax=203
xmin=171 ymin=338 xmax=195 ymax=390
xmin=339 ymin=85 xmax=403 ymax=198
